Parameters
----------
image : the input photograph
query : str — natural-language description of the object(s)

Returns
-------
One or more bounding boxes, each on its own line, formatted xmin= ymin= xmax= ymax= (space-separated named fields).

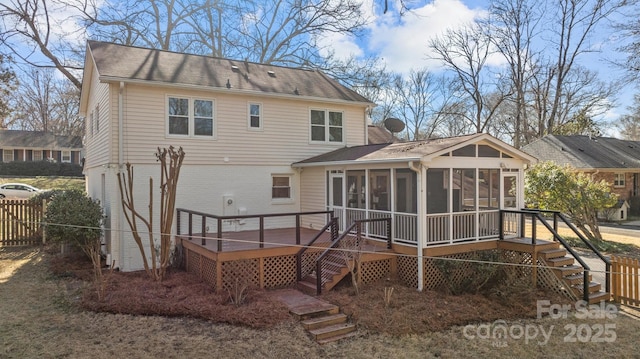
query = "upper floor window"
xmin=62 ymin=151 xmax=71 ymax=163
xmin=89 ymin=111 xmax=94 ymax=137
xmin=95 ymin=105 xmax=100 ymax=134
xmin=248 ymin=103 xmax=262 ymax=130
xmin=310 ymin=109 xmax=343 ymax=143
xmin=614 ymin=173 xmax=625 ymax=187
xmin=3 ymin=149 xmax=13 ymax=162
xmin=168 ymin=97 xmax=214 ymax=137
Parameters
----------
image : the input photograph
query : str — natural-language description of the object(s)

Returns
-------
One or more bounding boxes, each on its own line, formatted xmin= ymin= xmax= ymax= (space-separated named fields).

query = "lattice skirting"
xmin=360 ymin=258 xmax=392 ymax=284
xmin=185 ymin=247 xmax=298 ymax=291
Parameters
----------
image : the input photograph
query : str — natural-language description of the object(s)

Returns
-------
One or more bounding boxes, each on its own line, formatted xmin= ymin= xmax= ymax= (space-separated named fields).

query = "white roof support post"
xmin=409 ymin=161 xmax=425 ymax=291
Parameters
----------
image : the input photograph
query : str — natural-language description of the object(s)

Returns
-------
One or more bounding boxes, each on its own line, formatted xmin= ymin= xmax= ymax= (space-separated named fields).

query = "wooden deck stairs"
xmin=538 ymin=243 xmax=610 ymax=304
xmin=272 ymin=289 xmax=356 ymax=344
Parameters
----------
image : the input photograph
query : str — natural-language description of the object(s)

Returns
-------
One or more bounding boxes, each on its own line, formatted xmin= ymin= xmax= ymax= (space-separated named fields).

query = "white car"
xmin=0 ymin=183 xmax=42 ymax=199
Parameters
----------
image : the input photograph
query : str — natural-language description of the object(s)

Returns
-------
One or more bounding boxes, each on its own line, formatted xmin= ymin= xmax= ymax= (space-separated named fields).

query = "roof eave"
xmin=293 ymin=157 xmax=422 ymax=168
xmin=98 ymin=76 xmax=375 ymax=107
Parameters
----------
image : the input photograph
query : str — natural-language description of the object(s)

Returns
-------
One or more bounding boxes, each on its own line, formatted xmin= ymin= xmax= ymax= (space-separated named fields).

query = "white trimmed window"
xmin=248 ymin=103 xmax=262 ymax=130
xmin=614 ymin=173 xmax=625 ymax=187
xmin=3 ymin=149 xmax=13 ymax=162
xmin=89 ymin=111 xmax=94 ymax=137
xmin=95 ymin=105 xmax=100 ymax=133
xmin=272 ymin=175 xmax=292 ymax=200
xmin=167 ymin=96 xmax=214 ymax=137
xmin=62 ymin=150 xmax=71 ymax=163
xmin=310 ymin=109 xmax=343 ymax=143
xmin=33 ymin=150 xmax=43 ymax=161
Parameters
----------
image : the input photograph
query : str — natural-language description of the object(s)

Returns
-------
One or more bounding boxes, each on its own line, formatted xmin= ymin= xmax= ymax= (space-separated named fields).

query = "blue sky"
xmin=317 ymin=0 xmax=632 ymax=135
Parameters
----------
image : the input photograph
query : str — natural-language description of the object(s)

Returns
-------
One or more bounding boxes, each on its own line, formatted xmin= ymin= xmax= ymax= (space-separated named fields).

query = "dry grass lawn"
xmin=2 ymin=245 xmax=640 ymax=358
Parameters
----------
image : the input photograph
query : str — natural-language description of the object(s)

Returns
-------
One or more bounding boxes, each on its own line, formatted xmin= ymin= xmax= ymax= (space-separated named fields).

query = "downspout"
xmin=408 ymin=161 xmax=424 ymax=291
xmin=116 ymin=81 xmax=124 ymax=269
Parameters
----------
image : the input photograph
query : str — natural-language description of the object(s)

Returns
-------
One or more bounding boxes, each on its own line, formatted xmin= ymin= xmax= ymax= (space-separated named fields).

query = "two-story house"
xmin=80 ymin=41 xmax=608 ymax=303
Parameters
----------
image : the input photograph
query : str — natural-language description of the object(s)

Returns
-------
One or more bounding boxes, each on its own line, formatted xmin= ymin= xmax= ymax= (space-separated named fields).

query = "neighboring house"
xmin=81 ymin=42 xmax=608 ymax=302
xmin=522 ymin=135 xmax=640 ymax=211
xmin=0 ymin=129 xmax=83 ymax=164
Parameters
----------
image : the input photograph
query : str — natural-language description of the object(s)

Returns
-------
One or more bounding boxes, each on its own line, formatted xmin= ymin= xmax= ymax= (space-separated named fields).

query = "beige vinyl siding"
xmin=118 ymin=84 xmax=367 ymax=165
xmin=300 ymin=166 xmax=327 ymax=229
xmin=84 ymin=63 xmax=111 ymax=168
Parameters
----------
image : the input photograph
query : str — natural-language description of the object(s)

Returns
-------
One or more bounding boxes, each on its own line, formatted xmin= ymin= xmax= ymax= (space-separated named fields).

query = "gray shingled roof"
xmin=87 ymin=41 xmax=373 ymax=104
xmin=521 ymin=135 xmax=640 ymax=169
xmin=0 ymin=130 xmax=82 ymax=149
xmin=295 ymin=133 xmax=488 ymax=166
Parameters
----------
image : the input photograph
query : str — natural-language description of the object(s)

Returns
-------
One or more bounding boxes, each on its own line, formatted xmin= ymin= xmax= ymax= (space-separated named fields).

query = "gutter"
xmin=408 ymin=160 xmax=424 ymax=291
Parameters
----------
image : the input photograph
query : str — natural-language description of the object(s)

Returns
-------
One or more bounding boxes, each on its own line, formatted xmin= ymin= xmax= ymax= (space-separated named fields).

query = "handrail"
xmin=525 ymin=208 xmax=611 ymax=294
xmin=176 ymin=208 xmax=332 ymax=250
xmin=313 ymin=217 xmax=391 ymax=295
xmin=315 ymin=221 xmax=359 ymax=295
xmin=295 ymin=217 xmax=338 ymax=282
xmin=500 ymin=209 xmax=610 ymax=300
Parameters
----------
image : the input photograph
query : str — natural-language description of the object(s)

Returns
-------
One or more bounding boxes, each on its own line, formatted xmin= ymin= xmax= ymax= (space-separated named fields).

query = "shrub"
xmin=0 ymin=161 xmax=82 ymax=176
xmin=45 ymin=189 xmax=103 ymax=248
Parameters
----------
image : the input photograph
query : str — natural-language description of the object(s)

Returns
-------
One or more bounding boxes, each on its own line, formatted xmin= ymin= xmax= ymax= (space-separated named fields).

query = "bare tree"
xmin=487 ymin=0 xmax=542 ymax=147
xmin=429 ymin=24 xmax=510 ymax=134
xmin=543 ymin=0 xmax=623 ymax=134
xmin=617 ymin=93 xmax=640 ymax=140
xmin=0 ymin=54 xmax=17 ymax=123
xmin=8 ymin=68 xmax=82 ymax=136
xmin=0 ymin=0 xmax=85 ymax=88
xmin=389 ymin=69 xmax=457 ymax=140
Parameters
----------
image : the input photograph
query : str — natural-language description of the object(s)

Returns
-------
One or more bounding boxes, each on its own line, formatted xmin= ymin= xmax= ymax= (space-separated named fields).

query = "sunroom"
xmin=294 ymin=133 xmax=537 ymax=250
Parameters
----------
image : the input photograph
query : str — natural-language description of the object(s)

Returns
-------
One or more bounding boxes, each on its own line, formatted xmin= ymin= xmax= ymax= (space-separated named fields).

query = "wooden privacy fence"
xmin=0 ymin=199 xmax=44 ymax=246
xmin=611 ymin=255 xmax=640 ymax=307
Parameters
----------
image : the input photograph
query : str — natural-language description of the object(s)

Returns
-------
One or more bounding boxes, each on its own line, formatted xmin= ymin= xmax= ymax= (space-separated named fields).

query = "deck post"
xmin=386 ymin=218 xmax=392 ymax=249
xmin=176 ymin=209 xmax=181 ymax=235
xmin=295 ymin=215 xmax=301 ymax=245
xmin=188 ymin=213 xmax=193 ymax=241
xmin=498 ymin=210 xmax=504 ymax=240
xmin=259 ymin=216 xmax=265 ymax=248
xmin=201 ymin=216 xmax=207 ymax=245
xmin=519 ymin=212 xmax=525 ymax=238
xmin=217 ymin=218 xmax=222 ymax=251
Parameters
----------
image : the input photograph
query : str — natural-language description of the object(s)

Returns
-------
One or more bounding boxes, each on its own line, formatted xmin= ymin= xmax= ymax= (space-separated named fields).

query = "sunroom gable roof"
xmin=293 ymin=133 xmax=536 ymax=167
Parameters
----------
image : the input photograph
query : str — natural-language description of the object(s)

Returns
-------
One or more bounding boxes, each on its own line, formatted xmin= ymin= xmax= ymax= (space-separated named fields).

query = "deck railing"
xmin=499 ymin=209 xmax=611 ymax=301
xmin=425 ymin=210 xmax=500 ymax=245
xmin=176 ymin=208 xmax=332 ymax=251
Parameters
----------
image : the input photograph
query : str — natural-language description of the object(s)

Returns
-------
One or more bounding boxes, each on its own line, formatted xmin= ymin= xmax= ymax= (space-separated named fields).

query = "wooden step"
xmin=588 ymin=291 xmax=611 ymax=304
xmin=539 ymin=248 xmax=567 ymax=260
xmin=288 ymin=302 xmax=339 ymax=320
xmin=297 ymin=280 xmax=318 ymax=295
xmin=574 ymin=281 xmax=602 ymax=294
xmin=564 ymin=273 xmax=592 ymax=286
xmin=546 ymin=256 xmax=575 ymax=267
xmin=301 ymin=313 xmax=347 ymax=330
xmin=309 ymin=323 xmax=356 ymax=341
xmin=552 ymin=265 xmax=583 ymax=277
xmin=317 ymin=331 xmax=358 ymax=345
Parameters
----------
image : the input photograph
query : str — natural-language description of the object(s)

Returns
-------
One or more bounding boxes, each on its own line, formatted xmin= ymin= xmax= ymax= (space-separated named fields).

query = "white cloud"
xmin=322 ymin=0 xmax=485 ymax=74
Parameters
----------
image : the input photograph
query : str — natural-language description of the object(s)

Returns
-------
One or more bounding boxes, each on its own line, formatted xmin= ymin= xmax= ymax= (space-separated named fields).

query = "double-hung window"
xmin=310 ymin=109 xmax=343 ymax=143
xmin=614 ymin=173 xmax=625 ymax=187
xmin=248 ymin=103 xmax=262 ymax=130
xmin=62 ymin=151 xmax=71 ymax=163
xmin=3 ymin=149 xmax=13 ymax=162
xmin=168 ymin=96 xmax=214 ymax=137
xmin=272 ymin=175 xmax=292 ymax=201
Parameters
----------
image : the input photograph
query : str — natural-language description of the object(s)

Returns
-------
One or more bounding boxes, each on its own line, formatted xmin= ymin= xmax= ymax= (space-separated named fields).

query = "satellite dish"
xmin=383 ymin=117 xmax=405 ymax=142
xmin=384 ymin=117 xmax=405 ymax=133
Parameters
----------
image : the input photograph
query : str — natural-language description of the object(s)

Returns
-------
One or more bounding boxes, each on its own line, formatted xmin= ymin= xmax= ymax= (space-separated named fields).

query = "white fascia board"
xmin=292 ymin=157 xmax=422 ymax=168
